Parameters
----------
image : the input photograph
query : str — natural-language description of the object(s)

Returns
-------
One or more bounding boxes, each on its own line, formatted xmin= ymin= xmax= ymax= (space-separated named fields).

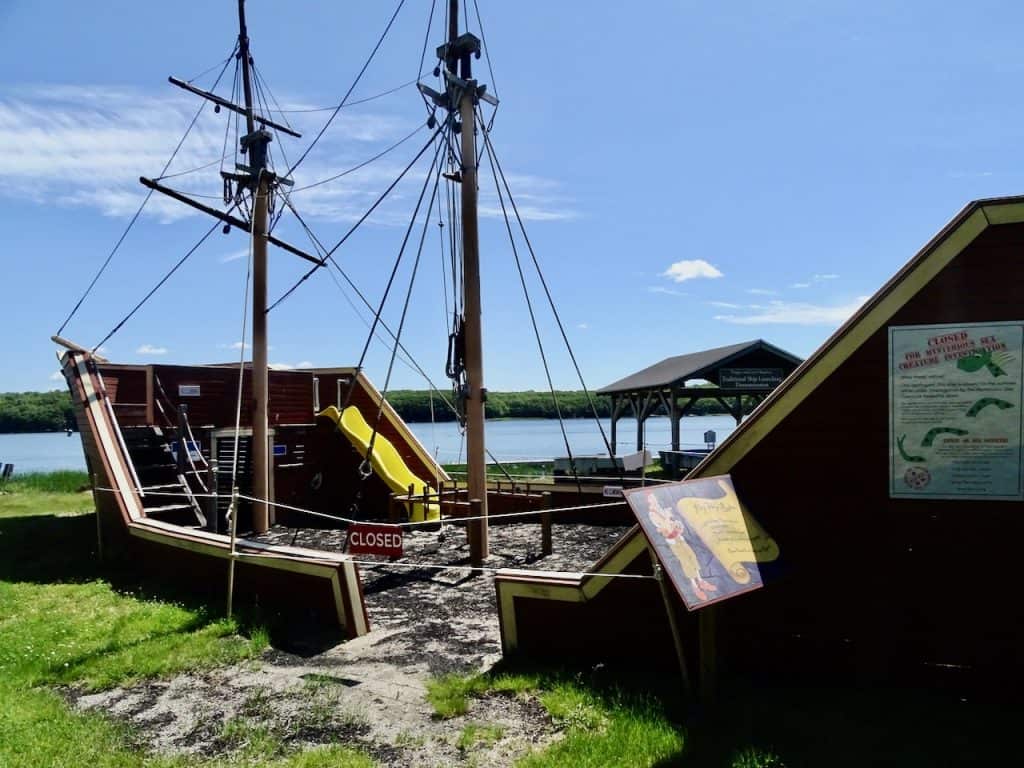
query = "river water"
xmin=0 ymin=415 xmax=737 ymax=474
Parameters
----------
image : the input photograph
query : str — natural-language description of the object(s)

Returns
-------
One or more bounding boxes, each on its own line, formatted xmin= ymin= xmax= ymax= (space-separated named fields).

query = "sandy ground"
xmin=70 ymin=522 xmax=629 ymax=766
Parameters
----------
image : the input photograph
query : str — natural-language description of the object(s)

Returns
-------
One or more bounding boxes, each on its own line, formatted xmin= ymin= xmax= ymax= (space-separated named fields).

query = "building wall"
xmin=720 ymin=222 xmax=1024 ymax=678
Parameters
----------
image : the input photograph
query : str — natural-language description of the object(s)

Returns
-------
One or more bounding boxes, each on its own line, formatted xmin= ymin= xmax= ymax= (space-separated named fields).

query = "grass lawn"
xmin=0 ymin=473 xmax=373 ymax=768
xmin=4 ymin=472 xmax=1019 ymax=767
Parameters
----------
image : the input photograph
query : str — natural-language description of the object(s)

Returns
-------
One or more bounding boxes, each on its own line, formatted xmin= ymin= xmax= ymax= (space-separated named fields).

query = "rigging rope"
xmin=478 ymin=119 xmax=618 ymax=464
xmin=91 ymin=215 xmax=229 ymax=354
xmin=340 ymin=137 xmax=444 ymax=419
xmin=285 ymin=0 xmax=407 ymax=178
xmin=363 ymin=146 xmax=443 ymax=472
xmin=481 ymin=128 xmax=583 ymax=496
xmin=266 ymin=126 xmax=442 ymax=313
xmin=290 ymin=123 xmax=426 ymax=193
xmin=56 ymin=46 xmax=236 ymax=337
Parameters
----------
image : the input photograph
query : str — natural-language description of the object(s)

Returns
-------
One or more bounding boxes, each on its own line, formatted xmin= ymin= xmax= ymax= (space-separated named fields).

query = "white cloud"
xmin=0 ymin=83 xmax=578 ymax=228
xmin=708 ymin=301 xmax=741 ymax=308
xmin=576 ymin=322 xmax=589 ymax=330
xmin=648 ymin=286 xmax=687 ymax=297
xmin=746 ymin=288 xmax=777 ymax=296
xmin=49 ymin=371 xmax=63 ymax=381
xmin=228 ymin=341 xmax=250 ymax=350
xmin=219 ymin=249 xmax=249 ymax=264
xmin=813 ymin=273 xmax=839 ymax=281
xmin=714 ymin=296 xmax=869 ymax=326
xmin=661 ymin=259 xmax=723 ymax=283
xmin=296 ymin=361 xmax=314 ymax=368
xmin=791 ymin=282 xmax=811 ymax=289
xmin=136 ymin=344 xmax=168 ymax=355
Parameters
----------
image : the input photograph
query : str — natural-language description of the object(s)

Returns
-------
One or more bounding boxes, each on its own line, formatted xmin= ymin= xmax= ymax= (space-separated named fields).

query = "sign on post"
xmin=625 ymin=475 xmax=779 ymax=611
xmin=346 ymin=522 xmax=404 ymax=557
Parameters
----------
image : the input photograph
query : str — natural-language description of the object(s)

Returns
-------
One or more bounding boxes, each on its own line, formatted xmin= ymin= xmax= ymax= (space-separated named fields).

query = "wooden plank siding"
xmin=496 ymin=199 xmax=1024 ymax=685
xmin=62 ymin=352 xmax=370 ymax=636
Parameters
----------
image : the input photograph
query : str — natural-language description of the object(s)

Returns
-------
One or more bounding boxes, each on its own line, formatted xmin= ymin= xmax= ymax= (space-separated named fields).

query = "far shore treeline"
xmin=0 ymin=388 xmax=754 ymax=433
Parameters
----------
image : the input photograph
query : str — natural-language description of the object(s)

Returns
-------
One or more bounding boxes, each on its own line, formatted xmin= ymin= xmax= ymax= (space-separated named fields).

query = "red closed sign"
xmin=346 ymin=523 xmax=403 ymax=557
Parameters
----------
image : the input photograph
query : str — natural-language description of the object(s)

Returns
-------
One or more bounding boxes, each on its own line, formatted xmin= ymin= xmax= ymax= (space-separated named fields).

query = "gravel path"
xmin=71 ymin=522 xmax=629 ymax=766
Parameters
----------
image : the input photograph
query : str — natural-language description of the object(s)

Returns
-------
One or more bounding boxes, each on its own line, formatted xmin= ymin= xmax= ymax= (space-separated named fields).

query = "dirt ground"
xmin=71 ymin=522 xmax=630 ymax=766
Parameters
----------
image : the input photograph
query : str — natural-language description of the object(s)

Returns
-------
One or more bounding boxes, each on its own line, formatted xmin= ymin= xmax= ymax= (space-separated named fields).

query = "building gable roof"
xmin=596 ymin=339 xmax=802 ymax=395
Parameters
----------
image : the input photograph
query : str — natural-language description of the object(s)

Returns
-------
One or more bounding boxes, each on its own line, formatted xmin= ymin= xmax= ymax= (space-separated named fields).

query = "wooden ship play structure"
xmin=54 ymin=0 xmax=633 ymax=636
xmin=52 ymin=0 xmax=1024 ymax=693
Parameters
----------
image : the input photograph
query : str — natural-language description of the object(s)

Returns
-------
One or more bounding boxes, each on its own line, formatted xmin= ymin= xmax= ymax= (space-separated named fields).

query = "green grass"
xmin=428 ymin=667 xmax=685 ymax=767
xmin=4 ymin=469 xmax=91 ymax=493
xmin=0 ymin=473 xmax=376 ymax=768
xmin=456 ymin=722 xmax=505 ymax=750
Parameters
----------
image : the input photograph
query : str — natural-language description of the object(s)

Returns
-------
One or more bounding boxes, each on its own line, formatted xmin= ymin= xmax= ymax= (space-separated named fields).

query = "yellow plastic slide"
xmin=319 ymin=405 xmax=440 ymax=522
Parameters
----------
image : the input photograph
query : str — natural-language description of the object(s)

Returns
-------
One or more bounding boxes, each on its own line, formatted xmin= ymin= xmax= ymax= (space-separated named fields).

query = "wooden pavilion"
xmin=597 ymin=339 xmax=802 ymax=453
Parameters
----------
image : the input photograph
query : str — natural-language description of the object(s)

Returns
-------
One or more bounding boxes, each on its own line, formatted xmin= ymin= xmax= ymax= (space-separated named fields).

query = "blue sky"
xmin=2 ymin=1 xmax=1023 ymax=395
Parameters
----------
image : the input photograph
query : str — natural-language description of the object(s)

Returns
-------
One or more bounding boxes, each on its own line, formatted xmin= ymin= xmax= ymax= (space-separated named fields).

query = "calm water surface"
xmin=0 ymin=415 xmax=737 ymax=474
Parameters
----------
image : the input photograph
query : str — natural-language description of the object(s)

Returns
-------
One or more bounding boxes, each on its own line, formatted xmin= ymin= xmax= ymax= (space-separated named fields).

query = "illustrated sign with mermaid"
xmin=890 ymin=321 xmax=1024 ymax=499
xmin=626 ymin=476 xmax=780 ymax=611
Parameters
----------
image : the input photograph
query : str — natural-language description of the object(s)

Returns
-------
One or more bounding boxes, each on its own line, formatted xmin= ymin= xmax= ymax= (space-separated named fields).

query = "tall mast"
xmin=446 ymin=0 xmax=488 ymax=561
xmin=238 ymin=0 xmax=272 ymax=533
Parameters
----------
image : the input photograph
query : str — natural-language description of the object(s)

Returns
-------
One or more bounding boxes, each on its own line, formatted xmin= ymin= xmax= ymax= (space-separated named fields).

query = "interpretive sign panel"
xmin=719 ymin=368 xmax=784 ymax=390
xmin=889 ymin=321 xmax=1024 ymax=500
xmin=625 ymin=475 xmax=780 ymax=611
xmin=346 ymin=523 xmax=403 ymax=557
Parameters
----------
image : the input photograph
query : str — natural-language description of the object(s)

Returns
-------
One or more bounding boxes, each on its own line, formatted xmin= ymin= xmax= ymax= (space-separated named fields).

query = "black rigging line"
xmin=418 ymin=0 xmax=438 ymax=81
xmin=471 ymin=0 xmax=498 ymax=98
xmin=366 ymin=151 xmax=443 ymax=461
xmin=91 ymin=217 xmax=227 ymax=354
xmin=290 ymin=123 xmax=426 ymax=193
xmin=266 ymin=126 xmax=442 ymax=313
xmin=282 ymin=194 xmax=461 ymax=414
xmin=186 ymin=47 xmax=238 ymax=84
xmin=481 ymin=125 xmax=582 ymax=495
xmin=252 ymin=62 xmax=295 ymax=135
xmin=479 ymin=117 xmax=618 ymax=461
xmin=345 ymin=137 xmax=444 ymax=402
xmin=269 ymin=76 xmax=426 ymax=114
xmin=286 ymin=0 xmax=407 ymax=178
xmin=56 ymin=47 xmax=236 ymax=338
xmin=155 ymin=154 xmax=231 ymax=182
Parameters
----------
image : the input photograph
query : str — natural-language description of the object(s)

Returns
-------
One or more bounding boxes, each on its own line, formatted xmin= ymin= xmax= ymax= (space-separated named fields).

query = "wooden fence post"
xmin=541 ymin=491 xmax=552 ymax=555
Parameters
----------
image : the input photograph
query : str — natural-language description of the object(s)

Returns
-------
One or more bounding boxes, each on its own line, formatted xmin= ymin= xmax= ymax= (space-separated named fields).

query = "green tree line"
xmin=0 ymin=388 xmax=756 ymax=433
xmin=0 ymin=391 xmax=76 ymax=433
xmin=384 ymin=389 xmax=755 ymax=423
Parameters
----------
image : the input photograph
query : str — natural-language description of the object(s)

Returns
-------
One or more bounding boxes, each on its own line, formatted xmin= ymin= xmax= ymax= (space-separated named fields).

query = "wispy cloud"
xmin=813 ymin=273 xmax=839 ymax=281
xmin=576 ymin=322 xmax=589 ymax=330
xmin=714 ymin=296 xmax=869 ymax=326
xmin=661 ymin=259 xmax=723 ymax=283
xmin=0 ymin=83 xmax=582 ymax=228
xmin=649 ymin=286 xmax=688 ymax=297
xmin=218 ymin=249 xmax=249 ymax=264
xmin=49 ymin=371 xmax=63 ymax=381
xmin=136 ymin=343 xmax=168 ymax=355
xmin=708 ymin=300 xmax=742 ymax=308
xmin=746 ymin=288 xmax=777 ymax=296
xmin=791 ymin=282 xmax=811 ymax=289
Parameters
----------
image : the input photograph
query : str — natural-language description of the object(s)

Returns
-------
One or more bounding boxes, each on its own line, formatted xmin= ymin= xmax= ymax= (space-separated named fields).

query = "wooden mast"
xmin=446 ymin=0 xmax=489 ymax=563
xmin=237 ymin=0 xmax=272 ymax=533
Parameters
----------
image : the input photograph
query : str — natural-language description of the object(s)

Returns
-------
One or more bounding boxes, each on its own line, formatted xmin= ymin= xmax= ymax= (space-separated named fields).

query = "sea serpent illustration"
xmin=920 ymin=427 xmax=969 ymax=447
xmin=897 ymin=434 xmax=926 ymax=462
xmin=966 ymin=397 xmax=1015 ymax=417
